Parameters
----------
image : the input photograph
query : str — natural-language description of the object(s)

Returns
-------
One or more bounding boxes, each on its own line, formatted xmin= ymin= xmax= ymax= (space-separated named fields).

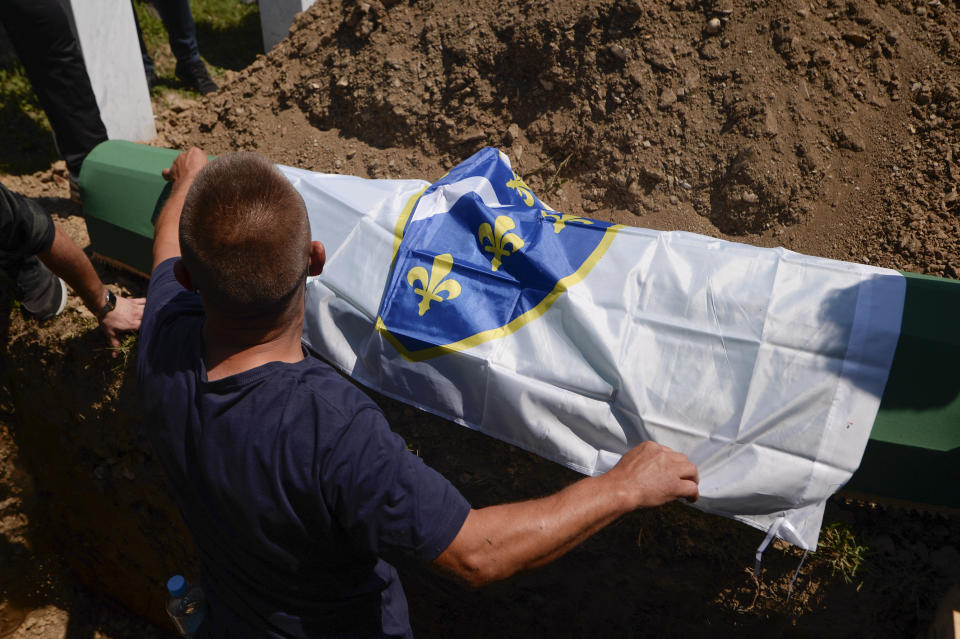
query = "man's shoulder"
xmin=287 ymin=354 xmax=384 ymax=425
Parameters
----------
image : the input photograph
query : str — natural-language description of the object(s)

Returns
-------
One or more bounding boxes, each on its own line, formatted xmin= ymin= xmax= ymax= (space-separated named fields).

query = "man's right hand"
xmin=603 ymin=441 xmax=700 ymax=508
xmin=162 ymin=147 xmax=208 ymax=187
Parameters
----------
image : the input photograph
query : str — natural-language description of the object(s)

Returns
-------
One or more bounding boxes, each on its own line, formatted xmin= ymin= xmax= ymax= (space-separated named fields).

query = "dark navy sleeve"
xmin=323 ymin=406 xmax=471 ymax=565
xmin=138 ymin=257 xmax=202 ymax=375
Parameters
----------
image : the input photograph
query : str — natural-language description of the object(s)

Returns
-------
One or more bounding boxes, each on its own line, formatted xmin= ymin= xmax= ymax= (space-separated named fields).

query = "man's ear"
xmin=308 ymin=241 xmax=326 ymax=276
xmin=173 ymin=259 xmax=196 ymax=291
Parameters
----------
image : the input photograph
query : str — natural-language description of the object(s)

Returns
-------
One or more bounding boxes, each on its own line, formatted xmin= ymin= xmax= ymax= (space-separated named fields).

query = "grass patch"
xmin=0 ymin=64 xmax=57 ymax=175
xmin=818 ymin=522 xmax=868 ymax=585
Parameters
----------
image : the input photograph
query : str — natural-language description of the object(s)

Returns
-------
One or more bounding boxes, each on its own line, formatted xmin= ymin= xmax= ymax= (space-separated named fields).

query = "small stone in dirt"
xmin=763 ymin=107 xmax=779 ymax=137
xmin=699 ymin=41 xmax=721 ymax=60
xmin=456 ymin=128 xmax=486 ymax=145
xmin=504 ymin=123 xmax=520 ymax=145
xmin=741 ymin=191 xmax=759 ymax=204
xmin=658 ymin=88 xmax=678 ymax=110
xmin=705 ymin=18 xmax=722 ymax=35
xmin=842 ymin=32 xmax=871 ymax=47
xmin=643 ymin=40 xmax=676 ymax=71
xmin=669 ymin=195 xmax=679 ymax=205
xmin=641 ymin=166 xmax=666 ymax=182
xmin=607 ymin=43 xmax=629 ymax=62
xmin=837 ymin=127 xmax=866 ymax=152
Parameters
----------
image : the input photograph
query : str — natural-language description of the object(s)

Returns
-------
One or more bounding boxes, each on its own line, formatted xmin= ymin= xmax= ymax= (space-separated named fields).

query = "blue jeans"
xmin=133 ymin=0 xmax=202 ymax=72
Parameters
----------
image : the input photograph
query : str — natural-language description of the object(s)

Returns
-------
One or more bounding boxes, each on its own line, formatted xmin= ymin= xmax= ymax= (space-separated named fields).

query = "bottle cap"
xmin=167 ymin=574 xmax=187 ymax=597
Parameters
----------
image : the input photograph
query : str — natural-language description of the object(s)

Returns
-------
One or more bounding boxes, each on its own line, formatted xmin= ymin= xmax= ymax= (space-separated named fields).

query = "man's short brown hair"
xmin=179 ymin=152 xmax=310 ymax=319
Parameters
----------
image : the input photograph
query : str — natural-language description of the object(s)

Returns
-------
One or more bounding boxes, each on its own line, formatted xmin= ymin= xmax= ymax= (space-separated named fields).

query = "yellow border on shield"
xmin=375 ymin=189 xmax=623 ymax=362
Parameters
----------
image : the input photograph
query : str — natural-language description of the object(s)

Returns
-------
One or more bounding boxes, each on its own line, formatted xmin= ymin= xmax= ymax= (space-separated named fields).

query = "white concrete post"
xmin=258 ymin=0 xmax=316 ymax=52
xmin=68 ymin=0 xmax=156 ymax=142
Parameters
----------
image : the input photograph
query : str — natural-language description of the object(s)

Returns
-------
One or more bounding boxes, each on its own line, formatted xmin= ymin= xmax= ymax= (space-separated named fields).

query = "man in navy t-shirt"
xmin=139 ymin=148 xmax=700 ymax=638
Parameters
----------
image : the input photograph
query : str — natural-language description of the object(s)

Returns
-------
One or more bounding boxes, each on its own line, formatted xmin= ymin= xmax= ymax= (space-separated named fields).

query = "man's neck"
xmin=202 ymin=310 xmax=305 ymax=382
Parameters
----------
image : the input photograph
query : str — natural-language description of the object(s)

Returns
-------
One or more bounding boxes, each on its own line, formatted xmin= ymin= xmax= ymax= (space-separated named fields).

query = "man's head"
xmin=178 ymin=152 xmax=316 ymax=321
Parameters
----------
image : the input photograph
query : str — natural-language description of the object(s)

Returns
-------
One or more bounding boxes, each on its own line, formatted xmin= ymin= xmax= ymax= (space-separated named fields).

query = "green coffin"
xmin=78 ymin=140 xmax=180 ymax=276
xmin=77 ymin=140 xmax=960 ymax=510
xmin=845 ymin=272 xmax=960 ymax=509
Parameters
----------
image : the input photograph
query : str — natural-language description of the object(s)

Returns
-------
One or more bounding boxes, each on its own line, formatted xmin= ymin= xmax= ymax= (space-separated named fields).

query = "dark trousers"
xmin=134 ymin=0 xmax=202 ymax=73
xmin=0 ymin=182 xmax=56 ymax=303
xmin=0 ymin=0 xmax=108 ymax=179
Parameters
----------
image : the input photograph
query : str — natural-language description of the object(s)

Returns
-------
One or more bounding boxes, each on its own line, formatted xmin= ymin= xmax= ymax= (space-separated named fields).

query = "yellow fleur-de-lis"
xmin=478 ymin=216 xmax=525 ymax=271
xmin=541 ymin=211 xmax=594 ymax=234
xmin=506 ymin=171 xmax=534 ymax=206
xmin=407 ymin=253 xmax=462 ymax=316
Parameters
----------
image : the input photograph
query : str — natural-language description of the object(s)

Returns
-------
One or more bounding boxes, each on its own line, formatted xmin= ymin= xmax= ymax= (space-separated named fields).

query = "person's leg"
xmin=152 ymin=0 xmax=201 ymax=66
xmin=131 ymin=0 xmax=158 ymax=86
xmin=152 ymin=0 xmax=218 ymax=93
xmin=0 ymin=183 xmax=65 ymax=319
xmin=0 ymin=0 xmax=108 ymax=180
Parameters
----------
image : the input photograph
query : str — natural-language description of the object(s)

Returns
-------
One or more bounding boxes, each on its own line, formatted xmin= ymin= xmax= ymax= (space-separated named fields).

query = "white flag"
xmin=283 ymin=149 xmax=905 ymax=550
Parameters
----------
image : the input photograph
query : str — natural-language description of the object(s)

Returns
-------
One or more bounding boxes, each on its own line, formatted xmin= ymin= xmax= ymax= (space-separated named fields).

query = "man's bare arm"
xmin=433 ymin=441 xmax=699 ymax=587
xmin=152 ymin=148 xmax=208 ymax=271
xmin=38 ymin=224 xmax=144 ymax=350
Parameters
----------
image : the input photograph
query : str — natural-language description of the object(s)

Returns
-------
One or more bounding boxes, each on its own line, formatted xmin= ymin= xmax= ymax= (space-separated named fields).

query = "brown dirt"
xmin=2 ymin=0 xmax=959 ymax=637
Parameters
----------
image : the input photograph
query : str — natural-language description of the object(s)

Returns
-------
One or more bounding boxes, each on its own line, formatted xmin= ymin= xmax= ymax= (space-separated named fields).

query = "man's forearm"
xmin=433 ymin=441 xmax=699 ymax=587
xmin=152 ymin=181 xmax=191 ymax=270
xmin=153 ymin=147 xmax=209 ymax=271
xmin=436 ymin=474 xmax=628 ymax=587
xmin=38 ymin=224 xmax=107 ymax=313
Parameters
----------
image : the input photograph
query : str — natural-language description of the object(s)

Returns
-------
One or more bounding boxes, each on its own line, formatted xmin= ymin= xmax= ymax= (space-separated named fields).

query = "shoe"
xmin=146 ymin=67 xmax=159 ymax=90
xmin=22 ymin=271 xmax=67 ymax=321
xmin=175 ymin=60 xmax=218 ymax=94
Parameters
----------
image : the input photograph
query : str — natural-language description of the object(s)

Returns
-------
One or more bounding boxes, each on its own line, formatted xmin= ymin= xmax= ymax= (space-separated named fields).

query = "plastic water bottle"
xmin=166 ymin=575 xmax=206 ymax=638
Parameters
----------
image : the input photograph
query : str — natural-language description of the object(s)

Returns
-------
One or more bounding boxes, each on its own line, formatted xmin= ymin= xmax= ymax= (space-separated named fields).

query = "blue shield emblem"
xmin=376 ymin=148 xmax=621 ymax=360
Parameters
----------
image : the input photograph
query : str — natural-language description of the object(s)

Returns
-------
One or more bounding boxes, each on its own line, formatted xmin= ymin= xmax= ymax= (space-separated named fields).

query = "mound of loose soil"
xmin=2 ymin=0 xmax=960 ymax=637
xmin=159 ymin=0 xmax=960 ymax=275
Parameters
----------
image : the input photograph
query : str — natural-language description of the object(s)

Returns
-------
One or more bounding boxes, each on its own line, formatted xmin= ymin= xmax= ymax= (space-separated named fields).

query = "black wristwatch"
xmin=97 ymin=289 xmax=117 ymax=320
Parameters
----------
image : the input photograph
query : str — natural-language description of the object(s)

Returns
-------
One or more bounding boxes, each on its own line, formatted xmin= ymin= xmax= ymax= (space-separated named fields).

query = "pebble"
xmin=642 ymin=166 xmax=666 ymax=182
xmin=658 ymin=88 xmax=678 ymax=110
xmin=842 ymin=32 xmax=871 ymax=47
xmin=705 ymin=17 xmax=722 ymax=34
xmin=504 ymin=123 xmax=520 ymax=145
xmin=669 ymin=195 xmax=679 ymax=205
xmin=607 ymin=43 xmax=628 ymax=62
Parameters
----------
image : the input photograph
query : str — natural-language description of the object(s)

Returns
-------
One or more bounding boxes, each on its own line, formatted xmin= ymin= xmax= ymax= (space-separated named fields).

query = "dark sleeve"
xmin=0 ymin=183 xmax=55 ymax=259
xmin=138 ymin=257 xmax=201 ymax=367
xmin=323 ymin=407 xmax=471 ymax=565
